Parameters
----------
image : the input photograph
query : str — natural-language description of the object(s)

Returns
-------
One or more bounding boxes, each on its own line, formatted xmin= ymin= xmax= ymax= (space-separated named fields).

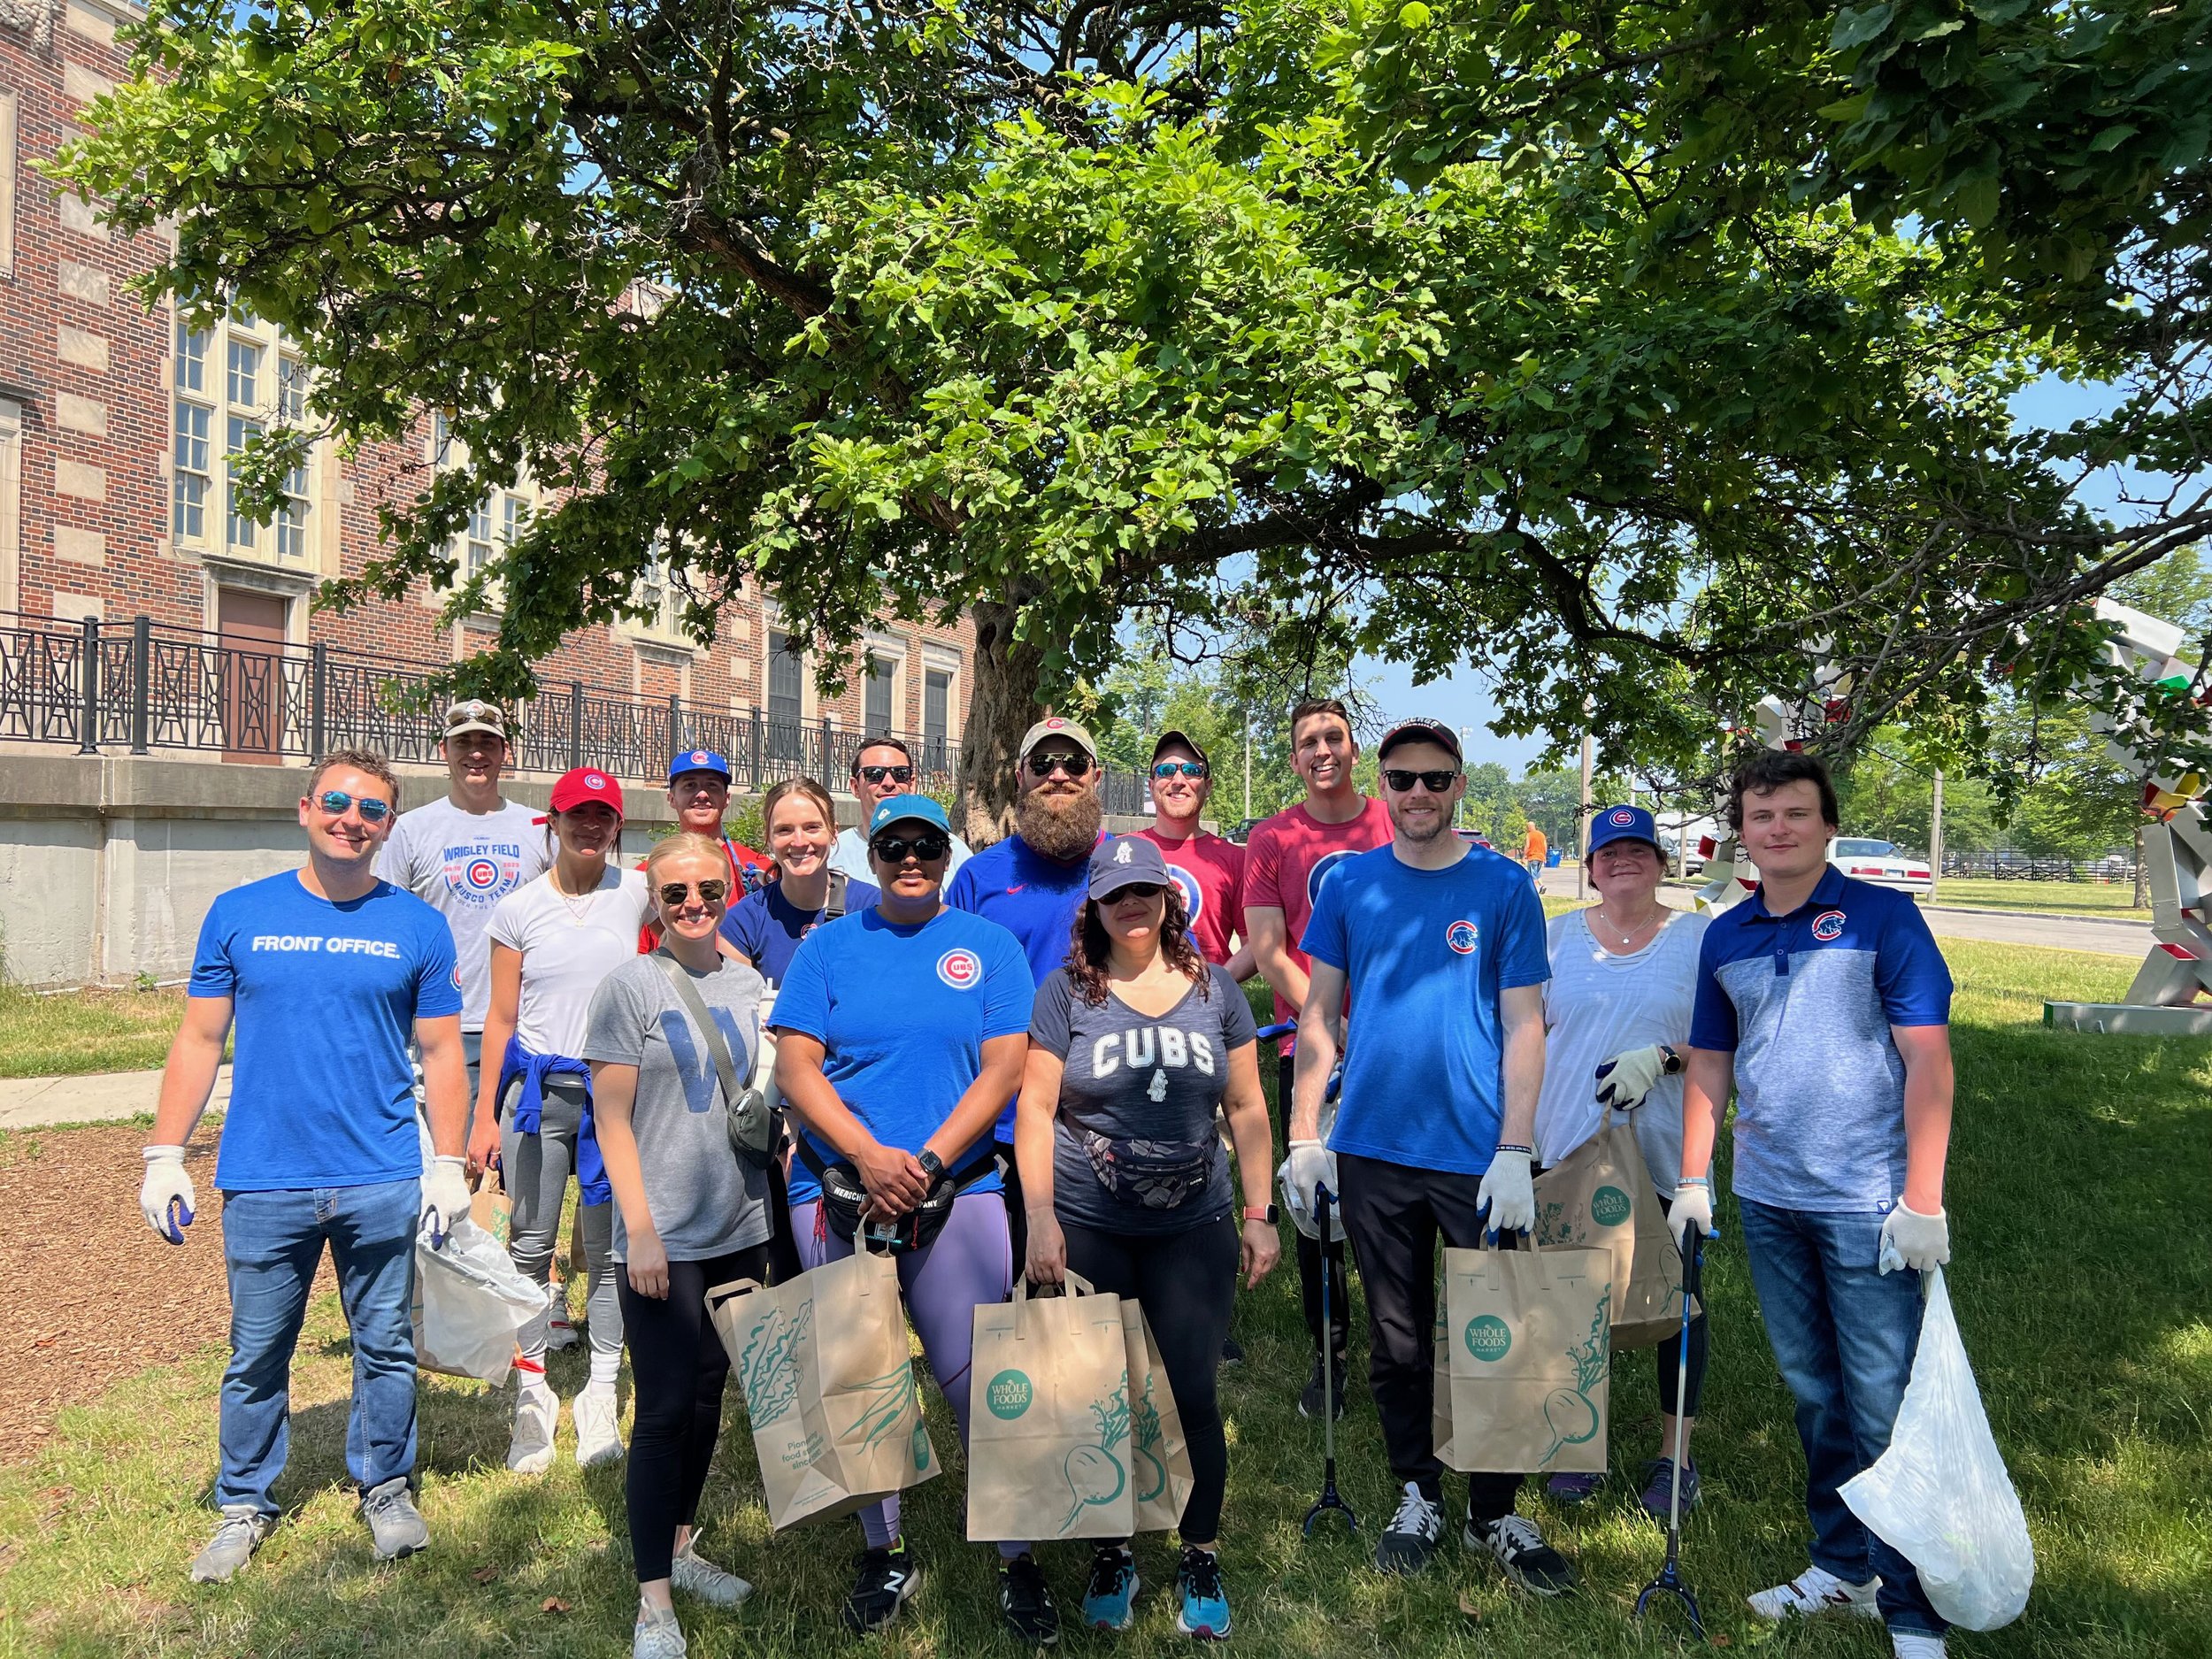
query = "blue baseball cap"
xmin=1087 ymin=834 xmax=1171 ymax=899
xmin=867 ymin=793 xmax=951 ymax=840
xmin=668 ymin=748 xmax=731 ymax=786
xmin=1588 ymin=803 xmax=1662 ymax=856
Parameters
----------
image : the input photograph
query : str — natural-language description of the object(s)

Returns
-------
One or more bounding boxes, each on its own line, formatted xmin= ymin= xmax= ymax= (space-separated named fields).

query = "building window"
xmin=503 ymin=493 xmax=527 ymax=549
xmin=173 ymin=401 xmax=210 ymax=539
xmin=175 ymin=323 xmax=209 ymax=393
xmin=864 ymin=655 xmax=895 ymax=736
xmin=768 ymin=630 xmax=803 ymax=722
xmin=171 ymin=310 xmax=310 ymax=559
xmin=278 ymin=455 xmax=311 ymax=560
xmin=276 ymin=357 xmax=308 ymax=422
xmin=225 ymin=415 xmax=264 ymax=550
xmin=465 ymin=499 xmax=494 ymax=577
xmin=225 ymin=337 xmax=261 ymax=407
xmin=432 ymin=410 xmax=454 ymax=466
xmin=0 ymin=89 xmax=17 ymax=280
xmin=925 ymin=668 xmax=952 ymax=766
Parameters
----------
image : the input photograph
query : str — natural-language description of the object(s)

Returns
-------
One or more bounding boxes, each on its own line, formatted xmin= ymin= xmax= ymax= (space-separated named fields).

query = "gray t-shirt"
xmin=1029 ymin=964 xmax=1257 ymax=1235
xmin=375 ymin=797 xmax=550 ymax=1030
xmin=580 ymin=953 xmax=772 ymax=1263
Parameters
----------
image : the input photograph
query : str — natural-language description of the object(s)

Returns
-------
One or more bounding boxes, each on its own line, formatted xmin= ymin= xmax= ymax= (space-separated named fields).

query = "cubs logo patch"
xmin=449 ymin=964 xmax=464 ymax=991
xmin=1446 ymin=918 xmax=1480 ymax=955
xmin=1810 ymin=909 xmax=1846 ymax=942
xmin=688 ymin=749 xmax=711 ymax=765
xmin=1169 ymin=864 xmax=1202 ymax=922
xmin=1307 ymin=848 xmax=1358 ymax=907
xmin=936 ymin=948 xmax=983 ymax=989
xmin=1609 ymin=808 xmax=1635 ymax=826
xmin=585 ymin=772 xmax=607 ymax=790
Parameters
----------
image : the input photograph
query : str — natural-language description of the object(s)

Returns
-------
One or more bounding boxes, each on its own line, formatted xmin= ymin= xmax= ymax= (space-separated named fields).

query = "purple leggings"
xmin=791 ymin=1194 xmax=1028 ymax=1558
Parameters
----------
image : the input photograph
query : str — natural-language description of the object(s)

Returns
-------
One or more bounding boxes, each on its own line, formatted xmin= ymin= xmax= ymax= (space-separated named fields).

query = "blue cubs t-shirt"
xmin=188 ymin=872 xmax=463 ymax=1192
xmin=770 ymin=904 xmax=1032 ymax=1202
xmin=1300 ymin=844 xmax=1551 ymax=1175
xmin=719 ymin=877 xmax=880 ymax=987
xmin=946 ymin=831 xmax=1099 ymax=1136
xmin=1688 ymin=867 xmax=1952 ymax=1213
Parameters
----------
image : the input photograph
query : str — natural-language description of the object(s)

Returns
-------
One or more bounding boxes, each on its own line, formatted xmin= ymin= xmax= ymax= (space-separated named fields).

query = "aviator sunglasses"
xmin=1151 ymin=761 xmax=1209 ymax=780
xmin=313 ymin=789 xmax=392 ymax=824
xmin=657 ymin=879 xmax=730 ymax=907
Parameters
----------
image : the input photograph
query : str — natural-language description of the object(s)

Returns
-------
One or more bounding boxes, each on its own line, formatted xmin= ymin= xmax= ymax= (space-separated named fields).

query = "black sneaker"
xmin=1373 ymin=1481 xmax=1444 ymax=1576
xmin=1296 ymin=1355 xmax=1347 ymax=1421
xmin=1466 ymin=1512 xmax=1578 ymax=1597
xmin=1220 ymin=1335 xmax=1246 ymax=1366
xmin=844 ymin=1540 xmax=922 ymax=1634
xmin=1000 ymin=1550 xmax=1061 ymax=1645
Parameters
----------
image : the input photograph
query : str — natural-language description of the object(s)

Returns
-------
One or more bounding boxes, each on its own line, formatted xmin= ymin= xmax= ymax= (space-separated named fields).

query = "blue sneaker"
xmin=1545 ymin=1471 xmax=1602 ymax=1505
xmin=1640 ymin=1457 xmax=1701 ymax=1521
xmin=1175 ymin=1547 xmax=1231 ymax=1640
xmin=1082 ymin=1546 xmax=1139 ymax=1632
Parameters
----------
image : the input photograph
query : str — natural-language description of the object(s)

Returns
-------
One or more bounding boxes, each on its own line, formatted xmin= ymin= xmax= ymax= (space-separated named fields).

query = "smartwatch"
xmin=917 ymin=1148 xmax=945 ymax=1182
xmin=1243 ymin=1203 xmax=1279 ymax=1225
xmin=1659 ymin=1044 xmax=1685 ymax=1076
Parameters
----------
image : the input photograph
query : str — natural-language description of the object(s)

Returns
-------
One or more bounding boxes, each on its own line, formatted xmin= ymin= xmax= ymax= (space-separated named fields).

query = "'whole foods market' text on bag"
xmin=1440 ymin=1235 xmax=1614 ymax=1475
xmin=706 ymin=1245 xmax=937 ymax=1530
xmin=968 ymin=1275 xmax=1138 ymax=1542
xmin=1535 ymin=1121 xmax=1697 ymax=1349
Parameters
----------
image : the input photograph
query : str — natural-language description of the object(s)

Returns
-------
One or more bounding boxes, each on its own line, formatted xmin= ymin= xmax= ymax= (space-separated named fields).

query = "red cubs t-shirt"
xmin=1240 ymin=796 xmax=1395 ymax=1048
xmin=1134 ymin=826 xmax=1246 ymax=968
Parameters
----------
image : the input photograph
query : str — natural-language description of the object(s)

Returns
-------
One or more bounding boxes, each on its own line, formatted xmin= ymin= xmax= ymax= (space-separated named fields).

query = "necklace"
xmin=1591 ymin=903 xmax=1665 ymax=949
xmin=552 ymin=864 xmax=603 ymax=923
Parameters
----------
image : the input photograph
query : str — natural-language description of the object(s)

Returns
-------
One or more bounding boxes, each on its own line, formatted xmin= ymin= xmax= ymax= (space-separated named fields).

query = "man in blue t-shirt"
xmin=946 ymin=715 xmax=1106 ymax=1258
xmin=1283 ymin=718 xmax=1575 ymax=1596
xmin=1671 ymin=750 xmax=1955 ymax=1659
xmin=136 ymin=749 xmax=469 ymax=1586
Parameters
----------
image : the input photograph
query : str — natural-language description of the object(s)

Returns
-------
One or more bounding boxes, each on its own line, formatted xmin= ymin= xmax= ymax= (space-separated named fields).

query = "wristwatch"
xmin=917 ymin=1148 xmax=945 ymax=1182
xmin=1659 ymin=1044 xmax=1685 ymax=1076
xmin=1243 ymin=1203 xmax=1279 ymax=1225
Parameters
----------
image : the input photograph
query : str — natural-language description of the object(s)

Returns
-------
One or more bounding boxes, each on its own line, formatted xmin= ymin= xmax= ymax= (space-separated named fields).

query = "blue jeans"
xmin=218 ymin=1178 xmax=420 ymax=1515
xmin=1737 ymin=1197 xmax=1943 ymax=1638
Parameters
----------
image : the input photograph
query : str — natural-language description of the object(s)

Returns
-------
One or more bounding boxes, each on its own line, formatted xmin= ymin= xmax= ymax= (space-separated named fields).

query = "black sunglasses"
xmin=1026 ymin=750 xmax=1094 ymax=779
xmin=1151 ymin=761 xmax=1208 ymax=780
xmin=657 ymin=879 xmax=730 ymax=907
xmin=858 ymin=764 xmax=915 ymax=785
xmin=1382 ymin=768 xmax=1461 ymax=795
xmin=314 ymin=789 xmax=392 ymax=824
xmin=872 ymin=833 xmax=951 ymax=864
xmin=1102 ymin=881 xmax=1166 ymax=902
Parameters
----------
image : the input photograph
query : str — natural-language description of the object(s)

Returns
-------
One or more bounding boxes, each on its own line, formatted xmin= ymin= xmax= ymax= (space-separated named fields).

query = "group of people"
xmin=136 ymin=693 xmax=1961 ymax=1659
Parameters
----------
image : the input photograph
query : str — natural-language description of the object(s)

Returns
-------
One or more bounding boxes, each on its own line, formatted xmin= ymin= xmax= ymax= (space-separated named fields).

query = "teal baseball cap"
xmin=867 ymin=793 xmax=951 ymax=839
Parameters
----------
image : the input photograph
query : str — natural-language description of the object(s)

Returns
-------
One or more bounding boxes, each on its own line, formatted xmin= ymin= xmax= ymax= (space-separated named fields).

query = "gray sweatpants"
xmin=501 ymin=1077 xmax=622 ymax=1365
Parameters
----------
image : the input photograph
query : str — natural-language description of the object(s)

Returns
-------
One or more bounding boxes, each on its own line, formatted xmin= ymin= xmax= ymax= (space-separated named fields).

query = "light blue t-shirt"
xmin=1688 ymin=867 xmax=1952 ymax=1212
xmin=769 ymin=903 xmax=1032 ymax=1202
xmin=1300 ymin=844 xmax=1551 ymax=1175
xmin=188 ymin=872 xmax=462 ymax=1192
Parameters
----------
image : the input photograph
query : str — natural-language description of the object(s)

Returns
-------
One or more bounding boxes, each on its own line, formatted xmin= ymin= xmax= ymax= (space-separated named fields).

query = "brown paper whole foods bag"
xmin=1536 ymin=1124 xmax=1695 ymax=1349
xmin=967 ymin=1276 xmax=1136 ymax=1543
xmin=1121 ymin=1301 xmax=1196 ymax=1533
xmin=707 ymin=1248 xmax=938 ymax=1531
xmin=470 ymin=1167 xmax=512 ymax=1248
xmin=1432 ymin=1316 xmax=1456 ymax=1468
xmin=1440 ymin=1239 xmax=1614 ymax=1475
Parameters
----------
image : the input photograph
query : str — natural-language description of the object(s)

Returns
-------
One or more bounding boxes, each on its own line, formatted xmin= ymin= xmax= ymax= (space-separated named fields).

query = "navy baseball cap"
xmin=1588 ymin=803 xmax=1662 ymax=856
xmin=668 ymin=748 xmax=731 ymax=786
xmin=867 ymin=793 xmax=952 ymax=839
xmin=1087 ymin=834 xmax=1171 ymax=899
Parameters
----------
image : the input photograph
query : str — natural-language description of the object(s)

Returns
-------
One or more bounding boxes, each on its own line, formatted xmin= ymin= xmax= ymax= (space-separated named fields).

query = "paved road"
xmin=1539 ymin=868 xmax=2151 ymax=958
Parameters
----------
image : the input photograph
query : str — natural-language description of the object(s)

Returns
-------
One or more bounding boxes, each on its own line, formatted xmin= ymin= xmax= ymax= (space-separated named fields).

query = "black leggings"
xmin=618 ymin=1243 xmax=772 ymax=1584
xmin=1062 ymin=1216 xmax=1239 ymax=1543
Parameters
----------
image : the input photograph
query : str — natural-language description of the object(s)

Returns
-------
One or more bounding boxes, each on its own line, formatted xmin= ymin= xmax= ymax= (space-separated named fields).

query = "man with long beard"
xmin=948 ymin=716 xmax=1108 ymax=1261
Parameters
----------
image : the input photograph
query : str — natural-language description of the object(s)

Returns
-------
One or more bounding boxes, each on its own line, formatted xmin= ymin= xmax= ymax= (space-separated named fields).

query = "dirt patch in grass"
xmin=0 ymin=1122 xmax=328 ymax=1465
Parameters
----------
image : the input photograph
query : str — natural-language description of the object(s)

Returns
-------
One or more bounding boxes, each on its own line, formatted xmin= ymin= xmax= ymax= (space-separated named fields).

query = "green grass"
xmin=4 ymin=941 xmax=2208 ymax=1656
xmin=1932 ymin=879 xmax=2150 ymax=918
xmin=0 ymin=984 xmax=191 ymax=1079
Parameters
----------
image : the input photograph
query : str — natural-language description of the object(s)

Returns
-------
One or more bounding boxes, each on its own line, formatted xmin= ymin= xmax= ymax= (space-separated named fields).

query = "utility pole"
xmin=1242 ymin=721 xmax=1251 ymax=821
xmin=1927 ymin=769 xmax=1945 ymax=905
xmin=1577 ymin=729 xmax=1594 ymax=899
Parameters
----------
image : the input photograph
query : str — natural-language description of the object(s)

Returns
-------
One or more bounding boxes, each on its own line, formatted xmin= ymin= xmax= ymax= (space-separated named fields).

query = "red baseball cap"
xmin=547 ymin=767 xmax=626 ymax=818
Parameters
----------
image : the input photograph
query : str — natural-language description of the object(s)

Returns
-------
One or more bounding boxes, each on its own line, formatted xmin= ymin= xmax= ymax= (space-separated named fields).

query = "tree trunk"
xmin=958 ymin=584 xmax=1048 ymax=846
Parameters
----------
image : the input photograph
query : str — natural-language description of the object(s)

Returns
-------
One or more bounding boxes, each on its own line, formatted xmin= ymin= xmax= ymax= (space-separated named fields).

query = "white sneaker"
xmin=1747 ymin=1564 xmax=1884 ymax=1622
xmin=1892 ymin=1635 xmax=1947 ymax=1659
xmin=545 ymin=1282 xmax=579 ymax=1350
xmin=634 ymin=1602 xmax=687 ymax=1659
xmin=574 ymin=1382 xmax=625 ymax=1467
xmin=506 ymin=1382 xmax=558 ymax=1475
xmin=672 ymin=1532 xmax=754 ymax=1608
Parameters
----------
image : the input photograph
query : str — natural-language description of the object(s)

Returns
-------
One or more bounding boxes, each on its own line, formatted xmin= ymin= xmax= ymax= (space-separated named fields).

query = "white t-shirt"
xmin=487 ymin=867 xmax=654 ymax=1057
xmin=826 ymin=824 xmax=972 ymax=885
xmin=1537 ymin=907 xmax=1709 ymax=1192
xmin=375 ymin=797 xmax=550 ymax=1030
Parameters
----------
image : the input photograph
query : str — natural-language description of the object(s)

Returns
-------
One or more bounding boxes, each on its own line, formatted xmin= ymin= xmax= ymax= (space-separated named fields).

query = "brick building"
xmin=0 ymin=0 xmax=976 ymax=787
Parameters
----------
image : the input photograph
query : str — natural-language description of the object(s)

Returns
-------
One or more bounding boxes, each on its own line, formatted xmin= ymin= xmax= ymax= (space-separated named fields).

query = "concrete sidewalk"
xmin=0 ymin=1065 xmax=227 ymax=1132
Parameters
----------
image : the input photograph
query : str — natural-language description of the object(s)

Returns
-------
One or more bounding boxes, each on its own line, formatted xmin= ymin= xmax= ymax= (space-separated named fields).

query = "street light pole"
xmin=1928 ymin=768 xmax=1945 ymax=905
xmin=1577 ymin=729 xmax=1594 ymax=899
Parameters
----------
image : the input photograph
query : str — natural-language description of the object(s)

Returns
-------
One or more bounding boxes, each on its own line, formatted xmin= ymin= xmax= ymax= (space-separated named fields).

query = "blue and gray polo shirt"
xmin=1688 ymin=867 xmax=1951 ymax=1213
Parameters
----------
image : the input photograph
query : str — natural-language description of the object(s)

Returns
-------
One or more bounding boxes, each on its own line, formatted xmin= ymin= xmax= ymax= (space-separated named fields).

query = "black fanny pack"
xmin=795 ymin=1137 xmax=995 ymax=1255
xmin=1080 ymin=1132 xmax=1213 ymax=1210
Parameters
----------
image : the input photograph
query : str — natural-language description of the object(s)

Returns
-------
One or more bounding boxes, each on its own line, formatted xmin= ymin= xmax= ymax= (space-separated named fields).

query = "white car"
xmin=1829 ymin=836 xmax=1933 ymax=896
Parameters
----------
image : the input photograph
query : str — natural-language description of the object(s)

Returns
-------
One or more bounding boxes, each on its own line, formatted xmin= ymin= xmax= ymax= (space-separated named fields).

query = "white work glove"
xmin=1594 ymin=1043 xmax=1672 ymax=1110
xmin=1476 ymin=1147 xmax=1535 ymax=1235
xmin=1666 ymin=1179 xmax=1714 ymax=1246
xmin=1279 ymin=1140 xmax=1340 ymax=1240
xmin=140 ymin=1146 xmax=196 ymax=1245
xmin=421 ymin=1155 xmax=471 ymax=1251
xmin=1878 ymin=1201 xmax=1950 ymax=1274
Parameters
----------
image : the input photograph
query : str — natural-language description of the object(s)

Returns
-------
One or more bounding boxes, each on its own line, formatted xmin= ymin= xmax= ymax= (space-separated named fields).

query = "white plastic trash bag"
xmin=414 ymin=1218 xmax=543 ymax=1386
xmin=1840 ymin=1268 xmax=2035 ymax=1630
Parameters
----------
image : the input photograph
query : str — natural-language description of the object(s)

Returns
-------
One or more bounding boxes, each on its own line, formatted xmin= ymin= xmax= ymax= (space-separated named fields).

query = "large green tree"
xmin=58 ymin=0 xmax=2202 ymax=833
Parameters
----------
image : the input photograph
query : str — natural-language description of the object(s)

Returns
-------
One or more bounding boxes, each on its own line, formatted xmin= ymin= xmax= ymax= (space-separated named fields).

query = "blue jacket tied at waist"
xmin=498 ymin=1036 xmax=610 ymax=1206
